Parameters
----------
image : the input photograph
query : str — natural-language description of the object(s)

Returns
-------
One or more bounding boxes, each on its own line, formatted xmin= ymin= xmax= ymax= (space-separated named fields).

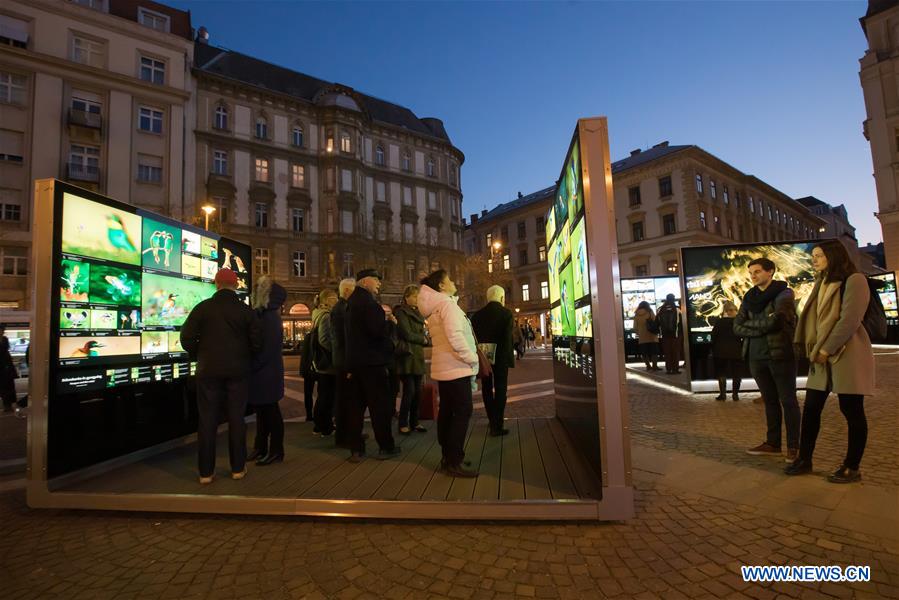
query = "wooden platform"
xmin=43 ymin=418 xmax=604 ymax=520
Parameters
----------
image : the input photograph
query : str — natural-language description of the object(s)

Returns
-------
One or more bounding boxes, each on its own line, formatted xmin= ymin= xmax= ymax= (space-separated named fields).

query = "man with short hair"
xmin=331 ymin=278 xmax=355 ymax=447
xmin=733 ymin=257 xmax=800 ymax=462
xmin=311 ymin=289 xmax=338 ymax=436
xmin=345 ymin=269 xmax=399 ymax=461
xmin=472 ymin=285 xmax=515 ymax=436
xmin=181 ymin=269 xmax=261 ymax=484
xmin=656 ymin=294 xmax=683 ymax=374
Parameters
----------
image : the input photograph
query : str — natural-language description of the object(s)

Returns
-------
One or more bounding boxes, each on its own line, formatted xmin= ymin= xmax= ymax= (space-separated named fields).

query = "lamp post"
xmin=201 ymin=205 xmax=216 ymax=230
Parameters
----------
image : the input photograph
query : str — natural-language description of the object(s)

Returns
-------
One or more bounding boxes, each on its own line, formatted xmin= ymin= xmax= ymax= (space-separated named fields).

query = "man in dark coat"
xmin=345 ymin=269 xmax=399 ymax=461
xmin=0 ymin=326 xmax=17 ymax=413
xmin=331 ymin=278 xmax=355 ymax=448
xmin=249 ymin=280 xmax=287 ymax=465
xmin=656 ymin=294 xmax=683 ymax=374
xmin=471 ymin=285 xmax=515 ymax=436
xmin=181 ymin=269 xmax=261 ymax=483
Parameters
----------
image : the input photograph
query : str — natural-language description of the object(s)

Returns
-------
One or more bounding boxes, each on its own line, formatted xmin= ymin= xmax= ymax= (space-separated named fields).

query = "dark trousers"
xmin=196 ymin=376 xmax=249 ymax=478
xmin=398 ymin=374 xmax=423 ymax=429
xmin=661 ymin=336 xmax=680 ymax=372
xmin=349 ymin=366 xmax=395 ymax=452
xmin=437 ymin=377 xmax=473 ymax=466
xmin=303 ymin=373 xmax=316 ymax=421
xmin=314 ymin=374 xmax=335 ymax=434
xmin=253 ymin=403 xmax=284 ymax=456
xmin=639 ymin=343 xmax=658 ymax=368
xmin=749 ymin=359 xmax=800 ymax=449
xmin=799 ymin=389 xmax=867 ymax=469
xmin=481 ymin=365 xmax=509 ymax=433
xmin=716 ymin=358 xmax=742 ymax=395
xmin=334 ymin=370 xmax=351 ymax=446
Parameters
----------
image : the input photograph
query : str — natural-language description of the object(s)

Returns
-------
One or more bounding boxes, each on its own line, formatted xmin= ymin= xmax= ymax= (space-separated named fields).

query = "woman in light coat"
xmin=785 ymin=240 xmax=874 ymax=483
xmin=417 ymin=269 xmax=479 ymax=478
xmin=633 ymin=301 xmax=659 ymax=371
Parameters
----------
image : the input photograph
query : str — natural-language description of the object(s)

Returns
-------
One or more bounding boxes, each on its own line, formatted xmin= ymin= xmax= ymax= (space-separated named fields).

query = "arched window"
xmin=214 ymin=104 xmax=228 ymax=130
xmin=375 ymin=144 xmax=385 ymax=166
xmin=292 ymin=124 xmax=304 ymax=147
xmin=339 ymin=131 xmax=352 ymax=153
xmin=255 ymin=116 xmax=268 ymax=140
xmin=427 ymin=156 xmax=435 ymax=177
xmin=402 ymin=150 xmax=411 ymax=172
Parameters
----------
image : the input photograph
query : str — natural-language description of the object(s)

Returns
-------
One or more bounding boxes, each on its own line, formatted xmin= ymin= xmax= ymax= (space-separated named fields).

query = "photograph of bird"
xmin=221 ymin=247 xmax=234 ymax=270
xmin=104 ymin=274 xmax=133 ymax=298
xmin=232 ymin=255 xmax=247 ymax=273
xmin=160 ymin=293 xmax=178 ymax=318
xmin=71 ymin=340 xmax=104 ymax=357
xmin=106 ymin=214 xmax=137 ymax=255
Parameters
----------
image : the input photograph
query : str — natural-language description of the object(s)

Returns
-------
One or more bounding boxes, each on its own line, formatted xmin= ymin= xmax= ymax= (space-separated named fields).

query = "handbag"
xmin=469 ymin=325 xmax=493 ymax=380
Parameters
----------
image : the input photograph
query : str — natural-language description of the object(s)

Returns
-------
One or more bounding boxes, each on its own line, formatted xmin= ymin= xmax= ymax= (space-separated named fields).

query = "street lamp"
xmin=201 ymin=205 xmax=216 ymax=230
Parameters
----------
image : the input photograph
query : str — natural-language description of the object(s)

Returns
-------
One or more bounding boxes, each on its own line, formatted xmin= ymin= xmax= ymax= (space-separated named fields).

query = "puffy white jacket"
xmin=417 ymin=285 xmax=478 ymax=381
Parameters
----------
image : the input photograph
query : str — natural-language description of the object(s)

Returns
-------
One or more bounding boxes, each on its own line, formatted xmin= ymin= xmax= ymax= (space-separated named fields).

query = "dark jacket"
xmin=345 ymin=287 xmax=394 ymax=370
xmin=180 ymin=289 xmax=261 ymax=379
xmin=330 ymin=297 xmax=349 ymax=371
xmin=250 ymin=289 xmax=286 ymax=405
xmin=733 ymin=287 xmax=796 ymax=361
xmin=656 ymin=302 xmax=682 ymax=338
xmin=394 ymin=303 xmax=428 ymax=375
xmin=471 ymin=301 xmax=515 ymax=369
xmin=711 ymin=317 xmax=743 ymax=361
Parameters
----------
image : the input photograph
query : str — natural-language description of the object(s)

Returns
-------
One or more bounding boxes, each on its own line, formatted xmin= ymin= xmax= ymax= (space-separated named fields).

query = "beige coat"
xmin=794 ymin=273 xmax=875 ymax=396
xmin=634 ymin=308 xmax=659 ymax=344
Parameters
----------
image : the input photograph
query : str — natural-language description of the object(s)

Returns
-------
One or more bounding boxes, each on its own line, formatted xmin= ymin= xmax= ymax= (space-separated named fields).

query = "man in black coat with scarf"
xmin=471 ymin=285 xmax=515 ymax=436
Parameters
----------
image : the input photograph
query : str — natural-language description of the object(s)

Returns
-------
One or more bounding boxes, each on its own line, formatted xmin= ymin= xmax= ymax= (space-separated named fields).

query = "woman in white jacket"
xmin=417 ymin=270 xmax=479 ymax=478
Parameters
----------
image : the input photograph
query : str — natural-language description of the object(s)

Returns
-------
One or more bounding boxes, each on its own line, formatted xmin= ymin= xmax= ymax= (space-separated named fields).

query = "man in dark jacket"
xmin=471 ymin=285 xmax=515 ymax=436
xmin=345 ymin=269 xmax=399 ymax=461
xmin=656 ymin=294 xmax=683 ymax=374
xmin=733 ymin=257 xmax=799 ymax=462
xmin=331 ymin=278 xmax=355 ymax=448
xmin=181 ymin=269 xmax=261 ymax=483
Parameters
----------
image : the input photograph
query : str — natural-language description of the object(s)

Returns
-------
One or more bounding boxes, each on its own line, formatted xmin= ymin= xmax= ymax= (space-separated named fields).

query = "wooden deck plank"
xmin=260 ymin=424 xmax=358 ymax=498
xmin=373 ymin=430 xmax=440 ymax=500
xmin=519 ymin=419 xmax=553 ymax=500
xmin=498 ymin=420 xmax=524 ymax=500
xmin=340 ymin=427 xmax=430 ymax=500
xmin=472 ymin=424 xmax=503 ymax=501
xmin=548 ymin=418 xmax=602 ymax=500
xmin=419 ymin=421 xmax=476 ymax=501
xmin=445 ymin=422 xmax=489 ymax=501
xmin=532 ymin=418 xmax=578 ymax=500
xmin=393 ymin=425 xmax=445 ymax=501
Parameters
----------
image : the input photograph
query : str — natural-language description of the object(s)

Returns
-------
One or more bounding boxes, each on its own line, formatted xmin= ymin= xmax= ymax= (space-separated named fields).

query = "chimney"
xmin=481 ymin=209 xmax=487 ymax=217
xmin=517 ymin=191 xmax=523 ymax=199
xmin=470 ymin=213 xmax=479 ymax=224
xmin=652 ymin=141 xmax=669 ymax=149
xmin=630 ymin=148 xmax=641 ymax=156
xmin=196 ymin=26 xmax=209 ymax=44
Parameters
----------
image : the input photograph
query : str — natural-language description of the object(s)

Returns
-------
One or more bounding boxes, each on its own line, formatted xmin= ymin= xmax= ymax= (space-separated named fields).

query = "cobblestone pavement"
xmin=1 ymin=348 xmax=897 ymax=599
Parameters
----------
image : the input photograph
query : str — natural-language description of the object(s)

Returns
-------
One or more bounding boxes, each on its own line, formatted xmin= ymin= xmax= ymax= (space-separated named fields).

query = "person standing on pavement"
xmin=785 ymin=241 xmax=875 ymax=483
xmin=331 ymin=278 xmax=355 ymax=448
xmin=711 ymin=301 xmax=743 ymax=401
xmin=733 ymin=257 xmax=800 ymax=463
xmin=311 ymin=289 xmax=338 ymax=437
xmin=394 ymin=285 xmax=429 ymax=435
xmin=0 ymin=325 xmax=17 ymax=413
xmin=512 ymin=320 xmax=525 ymax=360
xmin=656 ymin=294 xmax=683 ymax=374
xmin=299 ymin=295 xmax=318 ymax=422
xmin=471 ymin=285 xmax=515 ymax=437
xmin=180 ymin=269 xmax=261 ymax=484
xmin=345 ymin=269 xmax=400 ymax=462
xmin=249 ymin=277 xmax=287 ymax=466
xmin=418 ymin=269 xmax=479 ymax=478
xmin=633 ymin=301 xmax=660 ymax=371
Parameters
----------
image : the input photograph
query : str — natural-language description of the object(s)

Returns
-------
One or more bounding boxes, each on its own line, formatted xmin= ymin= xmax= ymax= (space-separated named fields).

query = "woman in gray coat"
xmin=785 ymin=241 xmax=875 ymax=483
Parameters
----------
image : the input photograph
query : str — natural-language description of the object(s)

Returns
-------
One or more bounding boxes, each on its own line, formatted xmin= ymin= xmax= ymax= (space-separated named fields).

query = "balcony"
xmin=68 ymin=108 xmax=102 ymax=130
xmin=67 ymin=163 xmax=100 ymax=183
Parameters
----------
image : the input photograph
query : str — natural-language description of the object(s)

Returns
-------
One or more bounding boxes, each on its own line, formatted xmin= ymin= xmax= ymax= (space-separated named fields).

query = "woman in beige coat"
xmin=785 ymin=241 xmax=874 ymax=483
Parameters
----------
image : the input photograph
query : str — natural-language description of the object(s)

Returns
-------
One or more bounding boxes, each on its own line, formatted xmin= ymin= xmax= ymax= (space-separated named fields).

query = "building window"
xmin=0 ymin=15 xmax=28 ymax=49
xmin=666 ymin=259 xmax=679 ymax=274
xmin=714 ymin=214 xmax=721 ymax=234
xmin=517 ymin=221 xmax=527 ymax=239
xmin=403 ymin=186 xmax=412 ymax=206
xmin=487 ymin=260 xmax=494 ymax=274
xmin=540 ymin=280 xmax=549 ymax=299
xmin=767 ymin=206 xmax=773 ymax=221
xmin=628 ymin=185 xmax=641 ymax=207
xmin=727 ymin=222 xmax=734 ymax=239
xmin=254 ymin=248 xmax=270 ymax=275
xmin=634 ymin=264 xmax=649 ymax=277
xmin=632 ymin=221 xmax=644 ymax=242
xmin=402 ymin=151 xmax=411 ymax=172
xmin=735 ymin=191 xmax=741 ymax=209
xmin=500 ymin=225 xmax=509 ymax=243
xmin=376 ymin=181 xmax=386 ymax=202
xmin=0 ymin=72 xmax=27 ymax=105
xmin=72 ymin=36 xmax=105 ymax=68
xmin=503 ymin=254 xmax=510 ymax=270
xmin=0 ymin=130 xmax=24 ymax=163
xmin=450 ymin=196 xmax=458 ymax=218
xmin=138 ymin=8 xmax=170 ymax=32
xmin=254 ymin=158 xmax=269 ymax=182
xmin=658 ymin=175 xmax=673 ymax=197
xmin=213 ymin=196 xmax=229 ymax=224
xmin=406 ymin=261 xmax=416 ymax=283
xmin=137 ymin=154 xmax=163 ymax=183
xmin=341 ymin=210 xmax=354 ymax=234
xmin=0 ymin=247 xmax=27 ymax=276
xmin=340 ymin=169 xmax=353 ymax=192
xmin=342 ymin=253 xmax=354 ymax=278
xmin=403 ymin=223 xmax=414 ymax=243
xmin=292 ymin=164 xmax=305 ymax=188
xmin=427 ymin=157 xmax=435 ymax=177
xmin=0 ymin=203 xmax=21 ymax=222
xmin=69 ymin=144 xmax=99 ymax=178
xmin=213 ymin=150 xmax=228 ymax=175
xmin=710 ymin=180 xmax=717 ymax=200
xmin=519 ymin=249 xmax=528 ymax=266
xmin=428 ymin=191 xmax=437 ymax=211
xmin=292 ymin=125 xmax=304 ymax=147
xmin=699 ymin=210 xmax=707 ymax=230
xmin=139 ymin=56 xmax=165 ymax=85
xmin=427 ymin=225 xmax=438 ymax=245
xmin=695 ymin=173 xmax=703 ymax=195
xmin=748 ymin=196 xmax=754 ymax=213
xmin=538 ymin=244 xmax=546 ymax=262
xmin=339 ymin=132 xmax=352 ymax=153
xmin=376 ymin=219 xmax=387 ymax=241
xmin=292 ymin=251 xmax=306 ymax=277
xmin=450 ymin=163 xmax=457 ymax=185
xmin=522 ymin=283 xmax=530 ymax=302
xmin=138 ymin=106 xmax=163 ymax=134
xmin=662 ymin=213 xmax=676 ymax=235
xmin=255 ymin=203 xmax=268 ymax=228
xmin=71 ymin=95 xmax=101 ymax=118
xmin=375 ymin=145 xmax=385 ymax=166
xmin=325 ymin=167 xmax=335 ymax=190
xmin=214 ymin=104 xmax=228 ymax=130
xmin=486 ymin=233 xmax=493 ymax=250
xmin=536 ymin=215 xmax=544 ymax=232
xmin=255 ymin=117 xmax=268 ymax=140
xmin=291 ymin=207 xmax=304 ymax=232
xmin=723 ymin=185 xmax=729 ymax=206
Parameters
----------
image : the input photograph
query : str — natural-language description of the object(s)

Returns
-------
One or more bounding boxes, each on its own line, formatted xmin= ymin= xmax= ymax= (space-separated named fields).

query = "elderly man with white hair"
xmin=471 ymin=284 xmax=515 ymax=437
xmin=331 ymin=278 xmax=355 ymax=449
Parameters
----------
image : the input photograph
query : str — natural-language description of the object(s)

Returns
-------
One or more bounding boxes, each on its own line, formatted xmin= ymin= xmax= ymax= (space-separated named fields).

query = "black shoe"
xmin=715 ymin=394 xmax=726 ymax=401
xmin=827 ymin=465 xmax=861 ymax=484
xmin=256 ymin=453 xmax=284 ymax=466
xmin=348 ymin=451 xmax=365 ymax=463
xmin=376 ymin=447 xmax=402 ymax=460
xmin=489 ymin=428 xmax=510 ymax=437
xmin=440 ymin=458 xmax=472 ymax=469
xmin=444 ymin=463 xmax=478 ymax=478
xmin=732 ymin=394 xmax=740 ymax=402
xmin=247 ymin=448 xmax=265 ymax=461
xmin=784 ymin=459 xmax=812 ymax=476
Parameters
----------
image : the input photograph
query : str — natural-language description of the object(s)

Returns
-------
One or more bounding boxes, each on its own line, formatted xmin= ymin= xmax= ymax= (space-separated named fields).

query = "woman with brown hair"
xmin=785 ymin=240 xmax=875 ymax=483
xmin=394 ymin=284 xmax=429 ymax=435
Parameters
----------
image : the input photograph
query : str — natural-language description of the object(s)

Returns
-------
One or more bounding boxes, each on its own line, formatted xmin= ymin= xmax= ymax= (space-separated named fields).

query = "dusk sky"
xmin=169 ymin=1 xmax=881 ymax=245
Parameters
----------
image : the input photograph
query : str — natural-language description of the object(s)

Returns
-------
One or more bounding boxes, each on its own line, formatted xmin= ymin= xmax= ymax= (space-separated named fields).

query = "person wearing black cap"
xmin=181 ymin=268 xmax=262 ymax=484
xmin=344 ymin=268 xmax=400 ymax=461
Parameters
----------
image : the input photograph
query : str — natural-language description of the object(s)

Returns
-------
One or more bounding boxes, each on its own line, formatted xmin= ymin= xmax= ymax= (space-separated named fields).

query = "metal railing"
xmin=67 ymin=162 xmax=100 ymax=182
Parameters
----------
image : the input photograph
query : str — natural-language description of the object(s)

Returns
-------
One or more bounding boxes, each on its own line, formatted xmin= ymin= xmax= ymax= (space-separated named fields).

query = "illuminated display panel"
xmin=870 ymin=272 xmax=898 ymax=323
xmin=619 ymin=276 xmax=681 ymax=341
